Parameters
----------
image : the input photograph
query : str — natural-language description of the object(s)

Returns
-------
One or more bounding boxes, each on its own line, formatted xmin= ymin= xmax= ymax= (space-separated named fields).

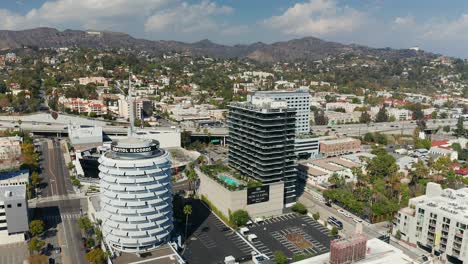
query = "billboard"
xmin=247 ymin=185 xmax=270 ymax=205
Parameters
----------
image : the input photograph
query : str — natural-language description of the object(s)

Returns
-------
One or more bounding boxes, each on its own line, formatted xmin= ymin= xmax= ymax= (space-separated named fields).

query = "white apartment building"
xmin=249 ymin=88 xmax=311 ymax=134
xmin=325 ymin=102 xmax=362 ymax=113
xmin=118 ymin=98 xmax=151 ymax=120
xmin=393 ymin=183 xmax=468 ymax=263
xmin=387 ymin=108 xmax=412 ymax=121
xmin=78 ymin=76 xmax=108 ymax=87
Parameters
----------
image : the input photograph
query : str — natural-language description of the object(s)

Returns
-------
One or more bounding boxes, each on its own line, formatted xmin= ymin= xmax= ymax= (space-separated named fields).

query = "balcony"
xmin=455 ymin=232 xmax=464 ymax=239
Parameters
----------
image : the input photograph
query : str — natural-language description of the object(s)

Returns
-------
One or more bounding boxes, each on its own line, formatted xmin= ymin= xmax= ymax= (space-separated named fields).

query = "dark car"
xmin=49 ymin=258 xmax=55 ymax=264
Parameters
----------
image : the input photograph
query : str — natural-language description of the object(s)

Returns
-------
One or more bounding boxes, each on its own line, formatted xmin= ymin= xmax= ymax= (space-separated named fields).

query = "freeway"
xmin=0 ymin=117 xmax=464 ymax=137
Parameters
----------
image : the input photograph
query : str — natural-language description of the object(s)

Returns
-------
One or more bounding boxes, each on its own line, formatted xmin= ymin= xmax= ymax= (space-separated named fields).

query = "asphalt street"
xmin=35 ymin=139 xmax=86 ymax=264
xmin=298 ymin=189 xmax=426 ymax=260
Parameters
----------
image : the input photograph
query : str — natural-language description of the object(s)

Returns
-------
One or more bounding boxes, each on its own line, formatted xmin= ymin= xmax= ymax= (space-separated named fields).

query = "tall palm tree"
xmin=184 ymin=205 xmax=192 ymax=240
xmin=187 ymin=169 xmax=198 ymax=192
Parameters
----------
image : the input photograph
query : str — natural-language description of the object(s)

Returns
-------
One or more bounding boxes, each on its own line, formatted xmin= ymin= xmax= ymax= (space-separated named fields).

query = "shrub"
xmin=291 ymin=203 xmax=308 ymax=215
xmin=230 ymin=210 xmax=250 ymax=227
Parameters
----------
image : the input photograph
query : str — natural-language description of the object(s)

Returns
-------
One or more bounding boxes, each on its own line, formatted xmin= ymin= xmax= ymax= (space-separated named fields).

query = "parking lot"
xmin=0 ymin=241 xmax=29 ymax=264
xmin=246 ymin=213 xmax=331 ymax=259
xmin=182 ymin=200 xmax=255 ymax=264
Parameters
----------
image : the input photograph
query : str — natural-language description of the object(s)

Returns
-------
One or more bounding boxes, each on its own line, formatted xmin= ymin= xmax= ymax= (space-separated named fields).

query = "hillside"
xmin=0 ymin=27 xmax=435 ymax=62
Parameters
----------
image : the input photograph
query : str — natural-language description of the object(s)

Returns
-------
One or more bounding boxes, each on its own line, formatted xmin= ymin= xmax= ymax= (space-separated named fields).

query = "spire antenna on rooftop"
xmin=128 ymin=70 xmax=135 ymax=137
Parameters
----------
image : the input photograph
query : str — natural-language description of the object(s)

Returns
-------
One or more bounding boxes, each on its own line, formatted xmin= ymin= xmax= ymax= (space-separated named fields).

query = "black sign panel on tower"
xmin=247 ymin=185 xmax=270 ymax=205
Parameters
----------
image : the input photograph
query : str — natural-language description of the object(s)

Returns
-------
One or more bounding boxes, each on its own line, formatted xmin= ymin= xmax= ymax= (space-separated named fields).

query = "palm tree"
xmin=187 ymin=169 xmax=198 ymax=192
xmin=184 ymin=205 xmax=192 ymax=240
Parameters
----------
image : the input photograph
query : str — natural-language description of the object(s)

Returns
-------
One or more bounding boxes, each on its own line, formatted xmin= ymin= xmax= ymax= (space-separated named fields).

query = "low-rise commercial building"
xmin=0 ymin=136 xmax=22 ymax=170
xmin=298 ymin=157 xmax=360 ymax=189
xmin=0 ymin=170 xmax=29 ymax=187
xmin=68 ymin=125 xmax=103 ymax=147
xmin=324 ymin=111 xmax=360 ymax=125
xmin=429 ymin=146 xmax=458 ymax=161
xmin=295 ymin=137 xmax=320 ymax=160
xmin=320 ymin=137 xmax=361 ymax=157
xmin=393 ymin=183 xmax=468 ymax=263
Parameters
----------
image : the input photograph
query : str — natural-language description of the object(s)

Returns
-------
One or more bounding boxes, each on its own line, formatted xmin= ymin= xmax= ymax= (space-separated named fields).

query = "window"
xmin=17 ymin=203 xmax=22 ymax=207
xmin=6 ymin=204 xmax=11 ymax=208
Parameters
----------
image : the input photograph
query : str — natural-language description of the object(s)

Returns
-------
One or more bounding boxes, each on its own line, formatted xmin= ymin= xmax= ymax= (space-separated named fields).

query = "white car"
xmin=338 ymin=209 xmax=346 ymax=214
xmin=353 ymin=218 xmax=362 ymax=223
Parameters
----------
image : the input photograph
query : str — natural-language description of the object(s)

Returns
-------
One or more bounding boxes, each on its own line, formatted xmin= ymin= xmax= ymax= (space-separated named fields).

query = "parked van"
xmin=240 ymin=227 xmax=250 ymax=236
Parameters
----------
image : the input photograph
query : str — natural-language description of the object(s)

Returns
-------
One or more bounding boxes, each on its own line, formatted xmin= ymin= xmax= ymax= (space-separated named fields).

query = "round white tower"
xmin=98 ymin=137 xmax=173 ymax=253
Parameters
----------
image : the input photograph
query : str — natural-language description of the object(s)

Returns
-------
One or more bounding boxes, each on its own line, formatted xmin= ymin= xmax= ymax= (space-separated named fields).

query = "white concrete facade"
xmin=393 ymin=183 xmax=468 ymax=263
xmin=249 ymin=88 xmax=311 ymax=134
xmin=98 ymin=138 xmax=173 ymax=254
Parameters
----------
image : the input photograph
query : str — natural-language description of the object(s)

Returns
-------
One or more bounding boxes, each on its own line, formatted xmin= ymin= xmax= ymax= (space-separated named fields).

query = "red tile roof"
xmin=432 ymin=140 xmax=449 ymax=147
xmin=455 ymin=168 xmax=468 ymax=176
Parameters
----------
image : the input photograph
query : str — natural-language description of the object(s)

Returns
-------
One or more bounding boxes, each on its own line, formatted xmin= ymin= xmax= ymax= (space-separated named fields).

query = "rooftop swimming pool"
xmin=218 ymin=175 xmax=241 ymax=186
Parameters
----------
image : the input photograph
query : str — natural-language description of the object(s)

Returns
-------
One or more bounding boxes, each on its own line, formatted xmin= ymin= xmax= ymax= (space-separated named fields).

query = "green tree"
xmin=374 ymin=133 xmax=388 ymax=145
xmin=85 ymin=248 xmax=107 ymax=264
xmin=312 ymin=212 xmax=320 ymax=221
xmin=0 ymin=81 xmax=6 ymax=93
xmin=414 ymin=139 xmax=431 ymax=150
xmin=230 ymin=210 xmax=250 ymax=227
xmin=29 ymin=220 xmax=45 ymax=237
xmin=291 ymin=203 xmax=308 ymax=214
xmin=28 ymin=237 xmax=45 ymax=253
xmin=184 ymin=204 xmax=192 ymax=240
xmin=363 ymin=132 xmax=374 ymax=143
xmin=454 ymin=116 xmax=466 ymax=138
xmin=367 ymin=154 xmax=398 ymax=180
xmin=375 ymin=107 xmax=389 ymax=123
xmin=186 ymin=169 xmax=198 ymax=192
xmin=330 ymin=227 xmax=339 ymax=236
xmin=395 ymin=230 xmax=402 ymax=240
xmin=359 ymin=111 xmax=372 ymax=124
xmin=31 ymin=171 xmax=40 ymax=186
xmin=273 ymin=251 xmax=288 ymax=264
xmin=314 ymin=110 xmax=328 ymax=125
xmin=328 ymin=173 xmax=345 ymax=188
xmin=443 ymin=125 xmax=451 ymax=133
xmin=78 ymin=217 xmax=93 ymax=235
xmin=181 ymin=130 xmax=192 ymax=148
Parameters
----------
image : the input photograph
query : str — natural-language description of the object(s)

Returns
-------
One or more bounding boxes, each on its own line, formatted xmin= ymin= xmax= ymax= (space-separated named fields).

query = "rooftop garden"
xmin=200 ymin=161 xmax=261 ymax=191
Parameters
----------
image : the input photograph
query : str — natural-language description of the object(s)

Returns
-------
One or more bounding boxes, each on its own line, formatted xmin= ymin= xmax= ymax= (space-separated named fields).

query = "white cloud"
xmin=393 ymin=16 xmax=416 ymax=27
xmin=263 ymin=0 xmax=366 ymax=36
xmin=144 ymin=1 xmax=233 ymax=33
xmin=0 ymin=0 xmax=173 ymax=30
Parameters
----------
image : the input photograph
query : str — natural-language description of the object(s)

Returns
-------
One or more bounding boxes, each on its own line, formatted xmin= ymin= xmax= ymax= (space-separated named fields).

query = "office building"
xmin=0 ymin=185 xmax=29 ymax=244
xmin=228 ymin=98 xmax=297 ymax=205
xmin=320 ymin=137 xmax=361 ymax=157
xmin=295 ymin=137 xmax=319 ymax=159
xmin=249 ymin=88 xmax=310 ymax=134
xmin=68 ymin=125 xmax=103 ymax=147
xmin=393 ymin=183 xmax=468 ymax=263
xmin=98 ymin=137 xmax=173 ymax=254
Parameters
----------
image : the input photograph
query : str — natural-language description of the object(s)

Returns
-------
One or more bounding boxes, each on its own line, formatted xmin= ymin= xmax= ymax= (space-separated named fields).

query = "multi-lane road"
xmin=33 ymin=138 xmax=87 ymax=264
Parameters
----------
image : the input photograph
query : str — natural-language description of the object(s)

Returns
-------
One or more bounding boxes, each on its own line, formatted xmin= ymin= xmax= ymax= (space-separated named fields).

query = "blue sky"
xmin=1 ymin=0 xmax=468 ymax=58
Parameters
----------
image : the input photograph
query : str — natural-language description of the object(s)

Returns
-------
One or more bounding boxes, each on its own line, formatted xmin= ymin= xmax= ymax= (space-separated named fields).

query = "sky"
xmin=1 ymin=0 xmax=468 ymax=58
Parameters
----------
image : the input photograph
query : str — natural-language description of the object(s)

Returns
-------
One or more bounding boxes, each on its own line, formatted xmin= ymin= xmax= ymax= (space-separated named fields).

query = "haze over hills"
xmin=0 ymin=27 xmax=436 ymax=62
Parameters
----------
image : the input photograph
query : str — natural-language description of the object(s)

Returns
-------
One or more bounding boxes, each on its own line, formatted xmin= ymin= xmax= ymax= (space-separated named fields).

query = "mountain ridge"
xmin=0 ymin=27 xmax=436 ymax=62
